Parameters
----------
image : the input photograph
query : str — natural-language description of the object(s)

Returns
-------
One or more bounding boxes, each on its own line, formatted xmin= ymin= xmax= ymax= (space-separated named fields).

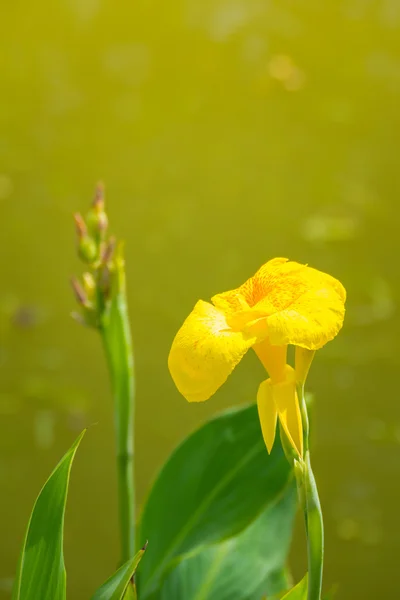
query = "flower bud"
xmin=100 ymin=237 xmax=116 ymax=265
xmin=82 ymin=272 xmax=96 ymax=300
xmin=86 ymin=208 xmax=108 ymax=239
xmin=78 ymin=236 xmax=98 ymax=264
xmin=98 ymin=265 xmax=111 ymax=299
xmin=86 ymin=183 xmax=108 ymax=241
xmin=70 ymin=277 xmax=99 ymax=328
xmin=74 ymin=213 xmax=98 ymax=264
xmin=70 ymin=277 xmax=88 ymax=307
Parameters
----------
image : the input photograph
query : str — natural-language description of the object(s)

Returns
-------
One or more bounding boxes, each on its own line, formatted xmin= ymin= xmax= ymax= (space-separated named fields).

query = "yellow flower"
xmin=168 ymin=258 xmax=346 ymax=457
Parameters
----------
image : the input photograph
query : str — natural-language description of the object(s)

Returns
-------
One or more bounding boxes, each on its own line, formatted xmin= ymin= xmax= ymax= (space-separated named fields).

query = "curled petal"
xmin=168 ymin=300 xmax=256 ymax=402
xmin=218 ymin=258 xmax=345 ymax=351
xmin=267 ymin=284 xmax=345 ymax=349
xmin=257 ymin=379 xmax=278 ymax=453
xmin=243 ymin=258 xmax=306 ymax=309
xmin=211 ymin=289 xmax=249 ymax=315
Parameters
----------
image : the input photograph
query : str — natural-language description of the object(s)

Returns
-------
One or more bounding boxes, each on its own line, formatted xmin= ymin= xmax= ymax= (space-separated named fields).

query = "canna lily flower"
xmin=168 ymin=258 xmax=346 ymax=458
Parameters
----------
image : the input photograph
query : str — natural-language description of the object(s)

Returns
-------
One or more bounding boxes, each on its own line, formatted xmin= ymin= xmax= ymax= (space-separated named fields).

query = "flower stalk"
xmin=303 ymin=451 xmax=324 ymax=600
xmin=295 ymin=383 xmax=324 ymax=600
xmin=100 ymin=250 xmax=136 ymax=562
xmin=71 ymin=185 xmax=136 ymax=565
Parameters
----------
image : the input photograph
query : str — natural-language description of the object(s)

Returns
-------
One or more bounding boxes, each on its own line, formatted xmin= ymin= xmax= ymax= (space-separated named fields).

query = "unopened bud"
xmin=93 ymin=181 xmax=105 ymax=210
xmin=73 ymin=213 xmax=87 ymax=238
xmin=70 ymin=277 xmax=100 ymax=328
xmin=74 ymin=212 xmax=98 ymax=263
xmin=70 ymin=277 xmax=88 ymax=306
xmin=86 ymin=208 xmax=108 ymax=237
xmin=71 ymin=311 xmax=86 ymax=326
xmin=82 ymin=272 xmax=96 ymax=298
xmin=86 ymin=182 xmax=108 ymax=240
xmin=78 ymin=236 xmax=98 ymax=264
xmin=99 ymin=265 xmax=111 ymax=299
xmin=100 ymin=236 xmax=116 ymax=265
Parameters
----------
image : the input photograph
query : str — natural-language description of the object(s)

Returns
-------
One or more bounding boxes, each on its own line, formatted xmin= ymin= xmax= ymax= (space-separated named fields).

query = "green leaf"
xmin=138 ymin=404 xmax=293 ymax=598
xmin=91 ymin=545 xmax=147 ymax=600
xmin=159 ymin=485 xmax=296 ymax=600
xmin=12 ymin=431 xmax=86 ymax=600
xmin=279 ymin=574 xmax=308 ymax=600
xmin=123 ymin=586 xmax=137 ymax=600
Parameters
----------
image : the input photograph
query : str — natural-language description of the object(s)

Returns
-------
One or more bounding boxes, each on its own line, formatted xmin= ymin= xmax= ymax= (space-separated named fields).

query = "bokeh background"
xmin=1 ymin=1 xmax=399 ymax=598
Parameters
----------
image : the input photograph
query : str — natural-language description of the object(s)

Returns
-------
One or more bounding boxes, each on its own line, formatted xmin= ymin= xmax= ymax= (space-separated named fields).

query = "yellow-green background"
xmin=1 ymin=1 xmax=399 ymax=598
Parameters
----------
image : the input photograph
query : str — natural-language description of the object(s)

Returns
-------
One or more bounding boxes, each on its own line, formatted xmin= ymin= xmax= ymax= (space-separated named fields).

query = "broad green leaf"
xmin=92 ymin=545 xmax=147 ymax=600
xmin=12 ymin=431 xmax=85 ymax=600
xmin=279 ymin=574 xmax=308 ymax=600
xmin=138 ymin=404 xmax=293 ymax=598
xmin=159 ymin=485 xmax=296 ymax=600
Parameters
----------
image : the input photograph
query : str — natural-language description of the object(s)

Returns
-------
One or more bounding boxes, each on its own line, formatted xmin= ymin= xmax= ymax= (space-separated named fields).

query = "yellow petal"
xmin=257 ymin=379 xmax=278 ymax=453
xmin=273 ymin=366 xmax=303 ymax=457
xmin=168 ymin=300 xmax=256 ymax=402
xmin=243 ymin=258 xmax=306 ymax=309
xmin=246 ymin=259 xmax=346 ymax=349
xmin=217 ymin=258 xmax=345 ymax=351
xmin=253 ymin=341 xmax=287 ymax=384
xmin=267 ymin=283 xmax=345 ymax=349
xmin=211 ymin=289 xmax=249 ymax=315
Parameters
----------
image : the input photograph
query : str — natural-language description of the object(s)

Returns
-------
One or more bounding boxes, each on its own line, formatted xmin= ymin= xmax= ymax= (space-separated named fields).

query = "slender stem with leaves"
xmin=71 ymin=184 xmax=136 ymax=566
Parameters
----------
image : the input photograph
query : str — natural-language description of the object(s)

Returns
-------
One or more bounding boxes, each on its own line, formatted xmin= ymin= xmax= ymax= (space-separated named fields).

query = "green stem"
xmin=297 ymin=385 xmax=324 ymax=600
xmin=101 ymin=263 xmax=135 ymax=564
xmin=295 ymin=384 xmax=324 ymax=600
xmin=303 ymin=451 xmax=324 ymax=600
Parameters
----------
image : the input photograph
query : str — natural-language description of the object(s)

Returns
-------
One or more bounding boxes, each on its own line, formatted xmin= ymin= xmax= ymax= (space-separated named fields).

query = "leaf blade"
xmin=160 ymin=484 xmax=297 ymax=600
xmin=138 ymin=404 xmax=293 ymax=597
xmin=91 ymin=545 xmax=147 ymax=600
xmin=280 ymin=574 xmax=308 ymax=600
xmin=12 ymin=430 xmax=85 ymax=600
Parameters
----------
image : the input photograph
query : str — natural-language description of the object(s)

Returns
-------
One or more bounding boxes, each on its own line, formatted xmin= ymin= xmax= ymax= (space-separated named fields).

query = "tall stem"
xmin=101 ymin=259 xmax=135 ymax=564
xmin=303 ymin=451 xmax=324 ymax=600
xmin=297 ymin=384 xmax=324 ymax=600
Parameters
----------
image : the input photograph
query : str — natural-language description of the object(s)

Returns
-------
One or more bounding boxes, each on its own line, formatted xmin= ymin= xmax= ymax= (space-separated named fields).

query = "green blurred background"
xmin=1 ymin=0 xmax=399 ymax=598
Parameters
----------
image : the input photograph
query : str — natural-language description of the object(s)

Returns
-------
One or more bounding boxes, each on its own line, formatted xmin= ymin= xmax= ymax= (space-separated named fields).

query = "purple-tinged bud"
xmin=100 ymin=236 xmax=116 ymax=265
xmin=70 ymin=277 xmax=88 ymax=306
xmin=70 ymin=277 xmax=100 ymax=328
xmin=93 ymin=181 xmax=105 ymax=211
xmin=74 ymin=213 xmax=98 ymax=263
xmin=73 ymin=213 xmax=87 ymax=238
xmin=86 ymin=182 xmax=108 ymax=239
xmin=99 ymin=266 xmax=111 ymax=299
xmin=71 ymin=311 xmax=86 ymax=326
